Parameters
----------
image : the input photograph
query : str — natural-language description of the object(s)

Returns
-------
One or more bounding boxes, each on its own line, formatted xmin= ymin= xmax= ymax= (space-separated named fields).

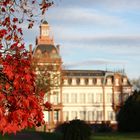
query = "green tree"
xmin=117 ymin=90 xmax=140 ymax=132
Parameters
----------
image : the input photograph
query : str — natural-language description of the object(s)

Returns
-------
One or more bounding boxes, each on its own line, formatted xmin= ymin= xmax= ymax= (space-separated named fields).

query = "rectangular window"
xmin=107 ymin=111 xmax=116 ymax=121
xmin=96 ymin=111 xmax=103 ymax=121
xmin=96 ymin=93 xmax=103 ymax=103
xmin=71 ymin=93 xmax=77 ymax=103
xmin=107 ymin=94 xmax=112 ymax=103
xmin=43 ymin=111 xmax=49 ymax=122
xmin=44 ymin=94 xmax=48 ymax=103
xmin=79 ymin=93 xmax=85 ymax=103
xmin=80 ymin=111 xmax=85 ymax=120
xmin=63 ymin=93 xmax=69 ymax=103
xmin=88 ymin=111 xmax=94 ymax=121
xmin=87 ymin=93 xmax=94 ymax=103
xmin=71 ymin=111 xmax=77 ymax=120
xmin=114 ymin=93 xmax=121 ymax=104
xmin=63 ymin=111 xmax=69 ymax=121
xmin=53 ymin=94 xmax=58 ymax=104
xmin=54 ymin=111 xmax=59 ymax=122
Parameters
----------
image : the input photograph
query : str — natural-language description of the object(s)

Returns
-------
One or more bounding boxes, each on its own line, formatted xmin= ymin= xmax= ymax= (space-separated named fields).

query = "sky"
xmin=23 ymin=0 xmax=140 ymax=79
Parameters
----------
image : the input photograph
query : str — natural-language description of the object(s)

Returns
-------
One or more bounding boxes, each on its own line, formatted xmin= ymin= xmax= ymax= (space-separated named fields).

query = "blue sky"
xmin=23 ymin=0 xmax=140 ymax=79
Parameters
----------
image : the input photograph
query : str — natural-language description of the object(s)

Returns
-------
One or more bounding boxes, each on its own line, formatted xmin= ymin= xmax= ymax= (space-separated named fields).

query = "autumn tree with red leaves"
xmin=0 ymin=0 xmax=53 ymax=135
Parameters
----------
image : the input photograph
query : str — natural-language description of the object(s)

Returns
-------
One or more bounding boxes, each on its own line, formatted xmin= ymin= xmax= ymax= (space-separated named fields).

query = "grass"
xmin=91 ymin=132 xmax=140 ymax=140
xmin=0 ymin=132 xmax=140 ymax=140
xmin=0 ymin=134 xmax=9 ymax=140
xmin=40 ymin=132 xmax=62 ymax=140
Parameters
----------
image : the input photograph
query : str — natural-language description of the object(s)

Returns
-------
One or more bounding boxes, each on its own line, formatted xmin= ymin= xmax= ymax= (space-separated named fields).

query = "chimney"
xmin=29 ymin=44 xmax=32 ymax=57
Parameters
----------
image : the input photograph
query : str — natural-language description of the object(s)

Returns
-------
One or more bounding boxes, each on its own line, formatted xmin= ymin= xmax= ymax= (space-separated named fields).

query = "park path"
xmin=10 ymin=131 xmax=43 ymax=140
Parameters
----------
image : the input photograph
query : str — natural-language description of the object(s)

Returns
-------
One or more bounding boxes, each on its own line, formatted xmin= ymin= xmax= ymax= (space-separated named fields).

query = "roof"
xmin=36 ymin=44 xmax=57 ymax=53
xmin=63 ymin=70 xmax=106 ymax=77
xmin=34 ymin=44 xmax=60 ymax=58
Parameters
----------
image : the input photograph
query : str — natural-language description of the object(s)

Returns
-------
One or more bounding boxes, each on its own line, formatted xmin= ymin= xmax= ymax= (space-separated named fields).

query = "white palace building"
xmin=31 ymin=21 xmax=132 ymax=130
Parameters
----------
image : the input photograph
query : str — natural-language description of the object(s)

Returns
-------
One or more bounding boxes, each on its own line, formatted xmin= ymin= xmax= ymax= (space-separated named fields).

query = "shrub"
xmin=55 ymin=122 xmax=69 ymax=134
xmin=55 ymin=119 xmax=92 ymax=140
xmin=91 ymin=122 xmax=112 ymax=133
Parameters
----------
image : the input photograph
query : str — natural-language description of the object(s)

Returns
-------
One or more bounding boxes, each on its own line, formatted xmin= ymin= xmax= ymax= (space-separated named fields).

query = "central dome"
xmin=37 ymin=44 xmax=57 ymax=53
xmin=34 ymin=44 xmax=60 ymax=59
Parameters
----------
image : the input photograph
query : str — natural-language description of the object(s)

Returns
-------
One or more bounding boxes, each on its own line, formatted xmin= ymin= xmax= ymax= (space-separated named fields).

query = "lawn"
xmin=0 ymin=132 xmax=140 ymax=140
xmin=91 ymin=133 xmax=140 ymax=140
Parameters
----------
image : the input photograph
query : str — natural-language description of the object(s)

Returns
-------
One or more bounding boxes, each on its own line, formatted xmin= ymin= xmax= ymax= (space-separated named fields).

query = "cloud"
xmin=58 ymin=0 xmax=140 ymax=10
xmin=54 ymin=32 xmax=140 ymax=47
xmin=94 ymin=0 xmax=140 ymax=10
xmin=47 ymin=7 xmax=123 ymax=26
xmin=59 ymin=37 xmax=140 ymax=63
xmin=73 ymin=35 xmax=140 ymax=46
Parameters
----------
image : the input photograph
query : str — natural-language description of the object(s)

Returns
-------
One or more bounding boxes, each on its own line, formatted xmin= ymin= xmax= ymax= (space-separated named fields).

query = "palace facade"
xmin=31 ymin=21 xmax=132 ymax=130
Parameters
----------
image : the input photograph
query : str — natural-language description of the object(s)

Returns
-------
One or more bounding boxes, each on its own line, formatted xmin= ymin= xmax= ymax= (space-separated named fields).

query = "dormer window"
xmin=36 ymin=49 xmax=41 ymax=54
xmin=115 ymin=78 xmax=119 ymax=86
xmin=93 ymin=78 xmax=97 ymax=85
xmin=123 ymin=78 xmax=127 ymax=85
xmin=85 ymin=78 xmax=89 ymax=85
xmin=107 ymin=78 xmax=112 ymax=85
xmin=76 ymin=78 xmax=80 ymax=85
xmin=97 ymin=78 xmax=101 ymax=85
xmin=52 ymin=49 xmax=56 ymax=54
xmin=68 ymin=78 xmax=72 ymax=85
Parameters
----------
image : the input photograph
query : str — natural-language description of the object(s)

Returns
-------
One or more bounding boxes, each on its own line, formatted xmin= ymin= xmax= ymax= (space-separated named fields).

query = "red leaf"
xmin=1 ymin=7 xmax=6 ymax=12
xmin=10 ymin=8 xmax=15 ymax=12
xmin=25 ymin=74 xmax=32 ymax=83
xmin=0 ymin=44 xmax=3 ymax=49
xmin=28 ymin=22 xmax=34 ymax=29
xmin=5 ymin=83 xmax=10 ymax=90
xmin=23 ymin=99 xmax=29 ymax=108
xmin=13 ymin=25 xmax=17 ymax=30
xmin=10 ymin=42 xmax=18 ymax=49
xmin=17 ymin=28 xmax=23 ymax=35
xmin=44 ymin=101 xmax=52 ymax=110
xmin=5 ymin=35 xmax=12 ymax=41
xmin=0 ymin=117 xmax=7 ymax=131
xmin=0 ymin=29 xmax=7 ymax=38
xmin=13 ymin=18 xmax=18 ymax=23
